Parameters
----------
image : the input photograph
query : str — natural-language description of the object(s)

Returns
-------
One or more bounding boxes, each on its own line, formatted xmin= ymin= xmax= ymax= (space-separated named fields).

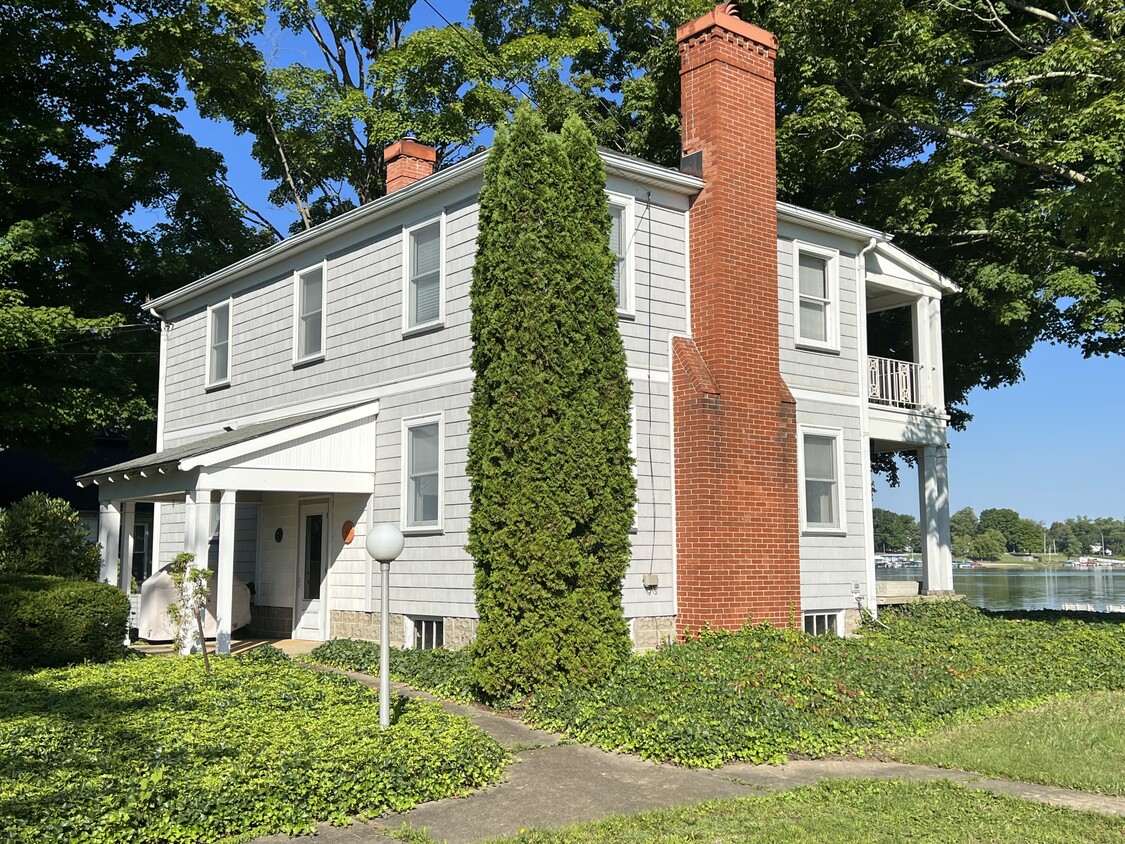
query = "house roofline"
xmin=145 ymin=150 xmax=704 ymax=314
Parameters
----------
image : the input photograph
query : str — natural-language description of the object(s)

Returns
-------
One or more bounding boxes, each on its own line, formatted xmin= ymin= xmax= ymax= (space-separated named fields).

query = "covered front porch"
xmin=76 ymin=402 xmax=379 ymax=654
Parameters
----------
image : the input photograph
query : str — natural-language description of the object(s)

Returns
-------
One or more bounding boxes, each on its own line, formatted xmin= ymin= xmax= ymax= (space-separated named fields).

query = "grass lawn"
xmin=470 ymin=780 xmax=1125 ymax=843
xmin=0 ymin=649 xmax=506 ymax=843
xmin=895 ymin=691 xmax=1125 ymax=795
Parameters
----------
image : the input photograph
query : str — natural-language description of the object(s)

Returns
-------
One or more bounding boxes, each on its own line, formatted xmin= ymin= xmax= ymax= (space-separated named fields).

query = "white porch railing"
xmin=868 ymin=355 xmax=923 ymax=408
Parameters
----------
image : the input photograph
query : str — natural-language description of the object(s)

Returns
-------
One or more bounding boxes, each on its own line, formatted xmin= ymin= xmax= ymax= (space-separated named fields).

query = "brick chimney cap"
xmin=676 ymin=5 xmax=777 ymax=50
xmin=384 ymin=138 xmax=437 ymax=164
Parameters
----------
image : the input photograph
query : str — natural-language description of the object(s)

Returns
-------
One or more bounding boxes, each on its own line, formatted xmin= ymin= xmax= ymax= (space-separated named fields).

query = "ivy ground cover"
xmin=527 ymin=602 xmax=1125 ymax=767
xmin=0 ymin=649 xmax=506 ymax=843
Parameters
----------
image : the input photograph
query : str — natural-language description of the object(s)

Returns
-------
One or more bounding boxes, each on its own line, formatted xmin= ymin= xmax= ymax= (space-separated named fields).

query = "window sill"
xmin=802 ymin=526 xmax=848 ymax=537
xmin=616 ymin=309 xmax=636 ymax=321
xmin=402 ymin=321 xmax=444 ymax=339
xmin=402 ymin=525 xmax=443 ymax=537
xmin=795 ymin=341 xmax=841 ymax=355
xmin=293 ymin=354 xmax=325 ymax=370
xmin=204 ymin=381 xmax=230 ymax=393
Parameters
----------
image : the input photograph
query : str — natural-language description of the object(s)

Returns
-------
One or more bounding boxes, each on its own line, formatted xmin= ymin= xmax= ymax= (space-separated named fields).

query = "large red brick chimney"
xmin=672 ymin=3 xmax=801 ymax=633
xmin=384 ymin=138 xmax=436 ymax=194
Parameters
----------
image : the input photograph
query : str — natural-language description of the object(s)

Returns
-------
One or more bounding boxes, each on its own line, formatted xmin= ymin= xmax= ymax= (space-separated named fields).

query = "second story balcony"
xmin=868 ymin=355 xmax=923 ymax=409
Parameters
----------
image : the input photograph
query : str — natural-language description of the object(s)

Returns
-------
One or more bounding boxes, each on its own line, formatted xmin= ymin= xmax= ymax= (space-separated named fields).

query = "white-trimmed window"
xmin=793 ymin=241 xmax=839 ymax=351
xmin=403 ymin=217 xmax=444 ymax=332
xmin=205 ymin=300 xmax=231 ymax=389
xmin=412 ymin=617 xmax=444 ymax=650
xmin=294 ymin=262 xmax=326 ymax=364
xmin=804 ymin=612 xmax=839 ymax=636
xmin=403 ymin=416 xmax=442 ymax=531
xmin=800 ymin=426 xmax=846 ymax=533
xmin=608 ymin=196 xmax=635 ymax=316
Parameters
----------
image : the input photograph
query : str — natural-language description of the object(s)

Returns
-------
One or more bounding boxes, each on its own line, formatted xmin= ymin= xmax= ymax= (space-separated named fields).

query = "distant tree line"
xmin=875 ymin=507 xmax=1125 ymax=561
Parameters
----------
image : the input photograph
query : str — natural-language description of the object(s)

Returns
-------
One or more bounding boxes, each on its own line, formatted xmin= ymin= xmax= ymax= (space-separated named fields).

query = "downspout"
xmin=147 ymin=305 xmax=170 ymax=454
xmin=856 ymin=237 xmax=879 ymax=624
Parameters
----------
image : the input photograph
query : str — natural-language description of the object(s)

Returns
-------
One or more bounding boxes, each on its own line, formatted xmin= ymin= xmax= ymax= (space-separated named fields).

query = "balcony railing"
xmin=868 ymin=355 xmax=923 ymax=409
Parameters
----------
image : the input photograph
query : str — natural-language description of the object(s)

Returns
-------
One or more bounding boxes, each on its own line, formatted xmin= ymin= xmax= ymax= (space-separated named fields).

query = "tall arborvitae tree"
xmin=467 ymin=105 xmax=635 ymax=698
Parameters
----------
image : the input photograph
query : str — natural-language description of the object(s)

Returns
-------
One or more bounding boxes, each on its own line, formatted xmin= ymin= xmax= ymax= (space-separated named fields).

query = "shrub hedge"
xmin=525 ymin=602 xmax=1125 ymax=767
xmin=0 ymin=653 xmax=506 ymax=842
xmin=0 ymin=575 xmax=129 ymax=669
xmin=0 ymin=493 xmax=101 ymax=580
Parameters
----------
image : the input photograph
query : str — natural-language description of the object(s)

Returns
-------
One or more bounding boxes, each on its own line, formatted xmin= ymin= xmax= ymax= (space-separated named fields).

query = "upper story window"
xmin=294 ymin=262 xmax=326 ymax=364
xmin=404 ymin=218 xmax=443 ymax=332
xmin=403 ymin=416 xmax=442 ymax=532
xmin=608 ymin=196 xmax=635 ymax=317
xmin=793 ymin=241 xmax=839 ymax=352
xmin=800 ymin=426 xmax=846 ymax=534
xmin=205 ymin=300 xmax=231 ymax=389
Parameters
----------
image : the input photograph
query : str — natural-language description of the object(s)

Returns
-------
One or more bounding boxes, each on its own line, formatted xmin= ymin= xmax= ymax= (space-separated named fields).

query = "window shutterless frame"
xmin=798 ymin=425 xmax=848 ymax=534
xmin=292 ymin=260 xmax=328 ymax=365
xmin=205 ymin=298 xmax=232 ymax=390
xmin=792 ymin=240 xmax=840 ymax=353
xmin=402 ymin=214 xmax=445 ymax=335
xmin=607 ymin=193 xmax=636 ymax=318
xmin=401 ymin=414 xmax=443 ymax=533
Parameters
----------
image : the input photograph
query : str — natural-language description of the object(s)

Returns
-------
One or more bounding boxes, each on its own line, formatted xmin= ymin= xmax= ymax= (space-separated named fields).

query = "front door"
xmin=294 ymin=501 xmax=329 ymax=640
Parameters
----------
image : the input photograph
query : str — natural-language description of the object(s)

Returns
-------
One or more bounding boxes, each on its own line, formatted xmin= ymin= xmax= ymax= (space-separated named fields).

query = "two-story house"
xmin=78 ymin=5 xmax=956 ymax=654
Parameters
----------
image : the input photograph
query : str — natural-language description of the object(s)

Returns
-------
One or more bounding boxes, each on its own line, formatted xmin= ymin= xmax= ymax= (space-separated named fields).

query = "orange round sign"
xmin=341 ymin=520 xmax=356 ymax=544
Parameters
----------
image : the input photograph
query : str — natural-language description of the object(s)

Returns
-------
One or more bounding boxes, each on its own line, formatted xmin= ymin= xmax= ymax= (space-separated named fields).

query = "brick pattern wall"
xmin=384 ymin=139 xmax=436 ymax=194
xmin=673 ymin=9 xmax=801 ymax=634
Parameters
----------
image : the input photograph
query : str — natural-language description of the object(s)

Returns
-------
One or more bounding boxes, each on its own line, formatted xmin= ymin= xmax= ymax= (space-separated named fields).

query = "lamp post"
xmin=365 ymin=523 xmax=404 ymax=727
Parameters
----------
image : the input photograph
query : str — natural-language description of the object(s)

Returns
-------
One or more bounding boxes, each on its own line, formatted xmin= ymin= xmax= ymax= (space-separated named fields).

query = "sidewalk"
xmin=254 ymin=672 xmax=1125 ymax=843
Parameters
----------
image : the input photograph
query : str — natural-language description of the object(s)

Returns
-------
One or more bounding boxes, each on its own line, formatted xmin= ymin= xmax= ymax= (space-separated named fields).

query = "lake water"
xmin=880 ymin=567 xmax=1125 ymax=613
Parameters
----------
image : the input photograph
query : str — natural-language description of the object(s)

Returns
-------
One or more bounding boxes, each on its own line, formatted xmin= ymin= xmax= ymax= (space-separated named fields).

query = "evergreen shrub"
xmin=0 ymin=493 xmax=100 ymax=580
xmin=467 ymin=106 xmax=635 ymax=698
xmin=0 ymin=575 xmax=128 ymax=668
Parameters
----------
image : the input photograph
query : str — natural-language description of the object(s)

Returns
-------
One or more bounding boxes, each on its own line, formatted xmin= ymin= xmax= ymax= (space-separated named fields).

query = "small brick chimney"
xmin=384 ymin=138 xmax=436 ymax=194
xmin=672 ymin=3 xmax=801 ymax=634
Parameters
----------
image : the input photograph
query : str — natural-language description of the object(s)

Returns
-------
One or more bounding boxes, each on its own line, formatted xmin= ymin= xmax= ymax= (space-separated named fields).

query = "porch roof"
xmin=76 ymin=401 xmax=379 ymax=501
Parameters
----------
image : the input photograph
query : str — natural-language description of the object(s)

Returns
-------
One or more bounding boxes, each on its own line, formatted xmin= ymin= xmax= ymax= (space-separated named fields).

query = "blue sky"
xmin=176 ymin=5 xmax=1123 ymax=529
xmin=874 ymin=343 xmax=1125 ymax=525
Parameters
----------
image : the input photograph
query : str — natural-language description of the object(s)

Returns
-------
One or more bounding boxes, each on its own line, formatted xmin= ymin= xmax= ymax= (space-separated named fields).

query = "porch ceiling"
xmin=76 ymin=401 xmax=379 ymax=502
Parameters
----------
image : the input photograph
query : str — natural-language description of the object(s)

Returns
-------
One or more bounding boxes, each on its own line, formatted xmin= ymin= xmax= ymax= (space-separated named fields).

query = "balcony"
xmin=867 ymin=356 xmax=923 ymax=409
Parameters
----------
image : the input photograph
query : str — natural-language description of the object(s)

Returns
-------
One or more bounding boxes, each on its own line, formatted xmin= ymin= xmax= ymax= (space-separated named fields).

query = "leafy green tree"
xmin=969 ymin=528 xmax=1007 ymax=561
xmin=952 ymin=533 xmax=972 ymax=560
xmin=950 ymin=507 xmax=979 ymax=539
xmin=1012 ymin=518 xmax=1046 ymax=555
xmin=0 ymin=493 xmax=101 ymax=580
xmin=185 ymin=0 xmax=521 ymax=230
xmin=1 ymin=0 xmax=267 ymax=460
xmin=979 ymin=508 xmax=1022 ymax=550
xmin=1048 ymin=521 xmax=1078 ymax=555
xmin=467 ymin=106 xmax=635 ymax=698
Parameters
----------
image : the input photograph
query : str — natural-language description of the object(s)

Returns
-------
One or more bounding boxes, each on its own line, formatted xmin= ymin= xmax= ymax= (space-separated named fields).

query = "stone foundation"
xmin=329 ymin=610 xmax=407 ymax=647
xmin=248 ymin=605 xmax=292 ymax=638
xmin=443 ymin=616 xmax=478 ymax=649
xmin=842 ymin=608 xmax=863 ymax=636
xmin=632 ymin=616 xmax=676 ymax=652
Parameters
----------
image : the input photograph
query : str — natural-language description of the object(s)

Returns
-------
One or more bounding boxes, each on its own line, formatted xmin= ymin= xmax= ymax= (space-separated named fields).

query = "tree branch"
xmin=222 ymin=181 xmax=284 ymax=241
xmin=265 ymin=112 xmax=312 ymax=230
xmin=846 ymin=85 xmax=1089 ymax=185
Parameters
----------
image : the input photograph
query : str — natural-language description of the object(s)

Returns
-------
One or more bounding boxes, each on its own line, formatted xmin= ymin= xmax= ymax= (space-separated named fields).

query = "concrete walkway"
xmin=253 ymin=672 xmax=1125 ymax=843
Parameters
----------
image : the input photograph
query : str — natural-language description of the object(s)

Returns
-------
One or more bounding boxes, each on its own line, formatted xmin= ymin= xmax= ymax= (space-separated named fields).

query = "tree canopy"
xmin=0 ymin=0 xmax=267 ymax=461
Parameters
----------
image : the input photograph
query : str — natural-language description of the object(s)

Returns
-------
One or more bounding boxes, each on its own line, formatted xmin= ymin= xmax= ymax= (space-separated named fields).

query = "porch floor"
xmin=130 ymin=637 xmax=320 ymax=657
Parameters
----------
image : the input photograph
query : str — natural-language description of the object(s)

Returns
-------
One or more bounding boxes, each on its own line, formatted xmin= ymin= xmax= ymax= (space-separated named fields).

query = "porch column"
xmin=215 ymin=490 xmax=237 ymax=655
xmin=120 ymin=502 xmax=136 ymax=645
xmin=120 ymin=502 xmax=136 ymax=596
xmin=98 ymin=501 xmax=122 ymax=585
xmin=183 ymin=488 xmax=212 ymax=654
xmin=918 ymin=444 xmax=954 ymax=594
